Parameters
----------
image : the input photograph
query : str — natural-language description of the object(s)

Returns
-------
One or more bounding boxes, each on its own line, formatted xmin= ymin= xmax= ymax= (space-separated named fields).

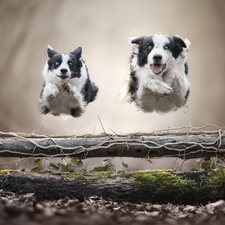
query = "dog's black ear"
xmin=47 ymin=45 xmax=58 ymax=58
xmin=172 ymin=36 xmax=187 ymax=59
xmin=131 ymin=36 xmax=145 ymax=45
xmin=70 ymin=47 xmax=82 ymax=59
xmin=47 ymin=59 xmax=52 ymax=68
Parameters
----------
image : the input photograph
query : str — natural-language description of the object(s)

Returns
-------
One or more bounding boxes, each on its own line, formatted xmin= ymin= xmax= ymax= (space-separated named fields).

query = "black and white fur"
xmin=119 ymin=34 xmax=191 ymax=113
xmin=38 ymin=46 xmax=98 ymax=117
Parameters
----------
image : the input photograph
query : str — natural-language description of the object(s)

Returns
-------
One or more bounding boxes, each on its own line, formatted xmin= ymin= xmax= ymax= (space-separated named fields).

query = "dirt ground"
xmin=1 ymin=190 xmax=225 ymax=225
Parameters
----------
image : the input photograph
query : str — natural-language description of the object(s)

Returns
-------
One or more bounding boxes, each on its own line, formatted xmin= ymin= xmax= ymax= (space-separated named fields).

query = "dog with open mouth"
xmin=119 ymin=34 xmax=191 ymax=113
xmin=38 ymin=46 xmax=98 ymax=117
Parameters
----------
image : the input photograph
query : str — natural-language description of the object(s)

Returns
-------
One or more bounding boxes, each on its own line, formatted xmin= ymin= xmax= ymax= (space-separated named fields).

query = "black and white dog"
xmin=119 ymin=34 xmax=191 ymax=113
xmin=38 ymin=46 xmax=98 ymax=117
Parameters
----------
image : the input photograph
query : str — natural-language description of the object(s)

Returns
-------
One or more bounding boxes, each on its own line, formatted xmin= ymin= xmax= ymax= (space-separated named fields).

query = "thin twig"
xmin=98 ymin=115 xmax=107 ymax=135
xmin=32 ymin=126 xmax=44 ymax=135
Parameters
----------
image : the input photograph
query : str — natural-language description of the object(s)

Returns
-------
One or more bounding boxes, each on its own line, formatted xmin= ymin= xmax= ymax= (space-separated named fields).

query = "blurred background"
xmin=0 ymin=0 xmax=225 ymax=172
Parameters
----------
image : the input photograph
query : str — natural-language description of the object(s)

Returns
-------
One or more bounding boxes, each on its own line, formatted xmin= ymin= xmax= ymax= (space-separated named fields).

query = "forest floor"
xmin=1 ymin=190 xmax=225 ymax=225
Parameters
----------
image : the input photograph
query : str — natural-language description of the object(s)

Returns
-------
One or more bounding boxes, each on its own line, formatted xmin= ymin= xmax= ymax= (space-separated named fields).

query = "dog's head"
xmin=46 ymin=46 xmax=83 ymax=80
xmin=130 ymin=34 xmax=190 ymax=76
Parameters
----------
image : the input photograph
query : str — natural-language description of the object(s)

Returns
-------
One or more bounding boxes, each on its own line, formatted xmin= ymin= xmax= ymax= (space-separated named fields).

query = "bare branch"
xmin=0 ymin=130 xmax=225 ymax=159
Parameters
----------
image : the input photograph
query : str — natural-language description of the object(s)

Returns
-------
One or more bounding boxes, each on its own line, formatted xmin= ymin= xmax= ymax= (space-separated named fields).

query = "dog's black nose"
xmin=153 ymin=55 xmax=162 ymax=62
xmin=61 ymin=69 xmax=68 ymax=74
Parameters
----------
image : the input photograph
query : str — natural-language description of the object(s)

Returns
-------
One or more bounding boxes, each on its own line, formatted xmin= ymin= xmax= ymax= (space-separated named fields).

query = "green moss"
xmin=4 ymin=167 xmax=225 ymax=199
xmin=205 ymin=169 xmax=225 ymax=189
xmin=61 ymin=172 xmax=89 ymax=183
xmin=0 ymin=170 xmax=22 ymax=175
xmin=96 ymin=171 xmax=117 ymax=181
xmin=72 ymin=173 xmax=89 ymax=183
xmin=39 ymin=170 xmax=118 ymax=183
xmin=65 ymin=171 xmax=118 ymax=183
xmin=59 ymin=169 xmax=225 ymax=191
xmin=120 ymin=169 xmax=196 ymax=194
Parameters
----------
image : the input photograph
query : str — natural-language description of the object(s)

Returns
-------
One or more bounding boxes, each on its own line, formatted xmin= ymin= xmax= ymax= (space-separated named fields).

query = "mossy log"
xmin=0 ymin=131 xmax=225 ymax=159
xmin=1 ymin=169 xmax=225 ymax=204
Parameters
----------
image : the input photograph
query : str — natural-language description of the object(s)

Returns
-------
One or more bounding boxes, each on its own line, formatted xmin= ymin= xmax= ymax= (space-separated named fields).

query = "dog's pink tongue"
xmin=152 ymin=65 xmax=162 ymax=74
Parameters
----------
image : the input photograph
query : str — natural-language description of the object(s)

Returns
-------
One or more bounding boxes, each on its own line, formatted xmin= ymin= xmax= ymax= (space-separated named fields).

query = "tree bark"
xmin=1 ymin=170 xmax=224 ymax=204
xmin=0 ymin=131 xmax=225 ymax=159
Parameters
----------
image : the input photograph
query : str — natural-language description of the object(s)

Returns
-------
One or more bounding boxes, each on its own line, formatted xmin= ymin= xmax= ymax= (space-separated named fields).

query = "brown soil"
xmin=1 ymin=190 xmax=225 ymax=225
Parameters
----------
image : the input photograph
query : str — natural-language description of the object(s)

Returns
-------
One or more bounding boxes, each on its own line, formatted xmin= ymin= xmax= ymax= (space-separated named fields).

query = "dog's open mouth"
xmin=57 ymin=75 xmax=71 ymax=80
xmin=150 ymin=64 xmax=166 ymax=75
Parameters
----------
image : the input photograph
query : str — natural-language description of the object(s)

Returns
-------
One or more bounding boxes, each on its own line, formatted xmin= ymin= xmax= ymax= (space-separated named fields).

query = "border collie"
xmin=119 ymin=34 xmax=191 ymax=113
xmin=38 ymin=46 xmax=98 ymax=117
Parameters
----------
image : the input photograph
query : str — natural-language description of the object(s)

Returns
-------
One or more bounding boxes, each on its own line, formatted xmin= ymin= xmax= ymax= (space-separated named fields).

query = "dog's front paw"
xmin=70 ymin=107 xmax=84 ymax=117
xmin=156 ymin=86 xmax=173 ymax=97
xmin=48 ymin=92 xmax=59 ymax=101
xmin=49 ymin=88 xmax=59 ymax=99
xmin=38 ymin=103 xmax=50 ymax=115
xmin=62 ymin=82 xmax=72 ymax=94
xmin=62 ymin=82 xmax=69 ymax=91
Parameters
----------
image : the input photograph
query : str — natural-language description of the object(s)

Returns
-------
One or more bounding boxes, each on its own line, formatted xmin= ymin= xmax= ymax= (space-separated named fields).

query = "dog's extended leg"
xmin=70 ymin=107 xmax=84 ymax=117
xmin=39 ymin=83 xmax=59 ymax=114
xmin=136 ymin=77 xmax=173 ymax=112
xmin=62 ymin=82 xmax=86 ymax=112
xmin=44 ymin=83 xmax=60 ymax=100
xmin=62 ymin=82 xmax=82 ymax=100
xmin=38 ymin=100 xmax=50 ymax=115
xmin=142 ymin=77 xmax=173 ymax=97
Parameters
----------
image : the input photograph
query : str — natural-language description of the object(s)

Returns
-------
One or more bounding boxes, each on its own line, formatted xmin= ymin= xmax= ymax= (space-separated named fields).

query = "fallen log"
xmin=1 ymin=169 xmax=225 ymax=204
xmin=0 ymin=131 xmax=225 ymax=159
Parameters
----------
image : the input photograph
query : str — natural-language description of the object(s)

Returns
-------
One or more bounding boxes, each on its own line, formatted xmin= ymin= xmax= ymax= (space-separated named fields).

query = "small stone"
xmin=35 ymin=203 xmax=44 ymax=211
xmin=147 ymin=211 xmax=159 ymax=217
xmin=183 ymin=205 xmax=196 ymax=212
xmin=43 ymin=207 xmax=54 ymax=217
xmin=206 ymin=200 xmax=225 ymax=210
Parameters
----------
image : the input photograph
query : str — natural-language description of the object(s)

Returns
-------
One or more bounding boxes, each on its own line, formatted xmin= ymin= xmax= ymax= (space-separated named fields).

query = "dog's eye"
xmin=148 ymin=46 xmax=153 ymax=50
xmin=164 ymin=45 xmax=169 ymax=50
xmin=68 ymin=62 xmax=73 ymax=66
xmin=55 ymin=62 xmax=60 ymax=66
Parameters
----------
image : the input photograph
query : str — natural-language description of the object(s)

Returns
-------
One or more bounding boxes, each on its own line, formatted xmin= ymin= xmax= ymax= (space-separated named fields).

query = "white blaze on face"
xmin=61 ymin=55 xmax=70 ymax=70
xmin=55 ymin=54 xmax=72 ymax=78
xmin=148 ymin=35 xmax=171 ymax=75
